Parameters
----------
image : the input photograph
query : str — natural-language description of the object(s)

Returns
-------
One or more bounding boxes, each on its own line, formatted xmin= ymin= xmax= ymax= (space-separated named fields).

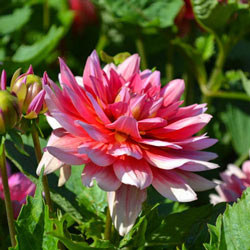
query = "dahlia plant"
xmin=37 ymin=51 xmax=218 ymax=235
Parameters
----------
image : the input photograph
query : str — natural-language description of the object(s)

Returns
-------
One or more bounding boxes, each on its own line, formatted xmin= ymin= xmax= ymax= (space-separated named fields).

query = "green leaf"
xmin=12 ymin=25 xmax=64 ymax=65
xmin=240 ymin=71 xmax=250 ymax=96
xmin=100 ymin=50 xmax=114 ymax=64
xmin=0 ymin=7 xmax=32 ymax=35
xmin=191 ymin=0 xmax=237 ymax=33
xmin=99 ymin=0 xmax=183 ymax=28
xmin=113 ymin=52 xmax=131 ymax=65
xmin=49 ymin=213 xmax=116 ymax=249
xmin=11 ymin=167 xmax=59 ymax=250
xmin=222 ymin=103 xmax=250 ymax=156
xmin=195 ymin=35 xmax=215 ymax=61
xmin=7 ymin=130 xmax=28 ymax=156
xmin=204 ymin=188 xmax=250 ymax=250
xmin=146 ymin=203 xmax=226 ymax=249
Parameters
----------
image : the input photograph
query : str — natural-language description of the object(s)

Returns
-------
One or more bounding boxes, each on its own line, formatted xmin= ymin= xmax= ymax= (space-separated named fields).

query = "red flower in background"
xmin=68 ymin=0 xmax=98 ymax=34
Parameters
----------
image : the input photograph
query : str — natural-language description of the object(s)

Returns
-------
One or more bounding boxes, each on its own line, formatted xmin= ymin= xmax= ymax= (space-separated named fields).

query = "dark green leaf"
xmin=0 ymin=7 xmax=32 ymax=35
xmin=222 ymin=103 xmax=250 ymax=156
xmin=12 ymin=26 xmax=64 ymax=65
xmin=98 ymin=0 xmax=183 ymax=28
xmin=146 ymin=203 xmax=226 ymax=249
xmin=240 ymin=71 xmax=250 ymax=96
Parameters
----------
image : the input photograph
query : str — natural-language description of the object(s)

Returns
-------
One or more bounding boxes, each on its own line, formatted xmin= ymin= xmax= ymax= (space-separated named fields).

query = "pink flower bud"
xmin=0 ymin=90 xmax=20 ymax=134
xmin=11 ymin=67 xmax=46 ymax=119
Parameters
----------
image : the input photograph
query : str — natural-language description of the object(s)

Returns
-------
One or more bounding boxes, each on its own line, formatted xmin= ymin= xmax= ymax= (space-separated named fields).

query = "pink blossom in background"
xmin=210 ymin=160 xmax=250 ymax=204
xmin=0 ymin=163 xmax=36 ymax=218
xmin=37 ymin=51 xmax=219 ymax=235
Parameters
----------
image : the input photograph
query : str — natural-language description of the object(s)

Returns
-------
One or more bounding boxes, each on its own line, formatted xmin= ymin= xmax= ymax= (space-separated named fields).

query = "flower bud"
xmin=11 ymin=66 xmax=46 ymax=119
xmin=0 ymin=90 xmax=20 ymax=134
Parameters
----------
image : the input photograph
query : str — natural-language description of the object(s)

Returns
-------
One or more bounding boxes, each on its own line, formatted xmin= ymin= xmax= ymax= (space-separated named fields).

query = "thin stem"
xmin=104 ymin=206 xmax=112 ymax=240
xmin=207 ymin=40 xmax=226 ymax=91
xmin=43 ymin=0 xmax=50 ymax=30
xmin=135 ymin=35 xmax=147 ymax=70
xmin=0 ymin=141 xmax=16 ymax=247
xmin=31 ymin=122 xmax=53 ymax=212
xmin=165 ymin=44 xmax=173 ymax=83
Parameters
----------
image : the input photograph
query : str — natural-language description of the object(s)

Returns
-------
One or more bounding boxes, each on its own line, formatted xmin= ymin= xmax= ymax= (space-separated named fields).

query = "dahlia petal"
xmin=62 ymin=84 xmax=96 ymax=123
xmin=77 ymin=120 xmax=110 ymax=143
xmin=149 ymin=114 xmax=212 ymax=139
xmin=137 ymin=138 xmax=181 ymax=149
xmin=83 ymin=50 xmax=103 ymax=94
xmin=59 ymin=58 xmax=83 ymax=94
xmin=175 ymin=170 xmax=216 ymax=191
xmin=210 ymin=194 xmax=225 ymax=205
xmin=144 ymin=148 xmax=219 ymax=171
xmin=221 ymin=164 xmax=246 ymax=180
xmin=130 ymin=94 xmax=146 ymax=119
xmin=46 ymin=115 xmax=61 ymax=129
xmin=106 ymin=116 xmax=141 ymax=139
xmin=179 ymin=161 xmax=219 ymax=172
xmin=113 ymin=158 xmax=153 ymax=189
xmin=108 ymin=102 xmax=129 ymax=119
xmin=45 ymin=86 xmax=85 ymax=136
xmin=82 ymin=162 xmax=121 ymax=191
xmin=46 ymin=129 xmax=87 ymax=165
xmin=27 ymin=90 xmax=45 ymax=114
xmin=144 ymin=148 xmax=190 ymax=170
xmin=138 ymin=117 xmax=167 ymax=131
xmin=78 ymin=142 xmax=115 ymax=167
xmin=86 ymin=92 xmax=111 ymax=124
xmin=90 ymin=76 xmax=108 ymax=103
xmin=108 ymin=184 xmax=147 ymax=236
xmin=117 ymin=54 xmax=140 ymax=81
xmin=8 ymin=173 xmax=36 ymax=202
xmin=108 ymin=142 xmax=143 ymax=159
xmin=152 ymin=168 xmax=197 ymax=202
xmin=161 ymin=79 xmax=185 ymax=107
xmin=171 ymin=103 xmax=207 ymax=121
xmin=173 ymin=135 xmax=217 ymax=150
xmin=1 ymin=70 xmax=6 ymax=90
xmin=36 ymin=151 xmax=67 ymax=175
xmin=75 ymin=76 xmax=83 ymax=87
xmin=157 ymin=101 xmax=183 ymax=118
xmin=142 ymin=70 xmax=161 ymax=91
xmin=58 ymin=166 xmax=72 ymax=187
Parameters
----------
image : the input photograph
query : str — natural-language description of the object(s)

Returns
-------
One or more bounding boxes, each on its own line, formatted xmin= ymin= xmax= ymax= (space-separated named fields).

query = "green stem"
xmin=104 ymin=206 xmax=112 ymax=240
xmin=135 ymin=36 xmax=147 ymax=70
xmin=31 ymin=122 xmax=53 ymax=212
xmin=43 ymin=0 xmax=50 ymax=30
xmin=208 ymin=40 xmax=225 ymax=91
xmin=0 ymin=141 xmax=16 ymax=247
xmin=165 ymin=44 xmax=173 ymax=83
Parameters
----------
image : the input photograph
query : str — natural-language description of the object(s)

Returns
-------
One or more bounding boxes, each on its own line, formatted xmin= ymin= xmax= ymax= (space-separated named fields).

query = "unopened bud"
xmin=0 ymin=90 xmax=20 ymax=134
xmin=11 ymin=67 xmax=46 ymax=119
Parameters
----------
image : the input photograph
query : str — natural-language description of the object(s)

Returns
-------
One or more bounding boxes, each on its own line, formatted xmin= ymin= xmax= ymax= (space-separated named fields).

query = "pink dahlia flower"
xmin=37 ymin=51 xmax=218 ymax=235
xmin=0 ymin=163 xmax=36 ymax=218
xmin=210 ymin=160 xmax=250 ymax=205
